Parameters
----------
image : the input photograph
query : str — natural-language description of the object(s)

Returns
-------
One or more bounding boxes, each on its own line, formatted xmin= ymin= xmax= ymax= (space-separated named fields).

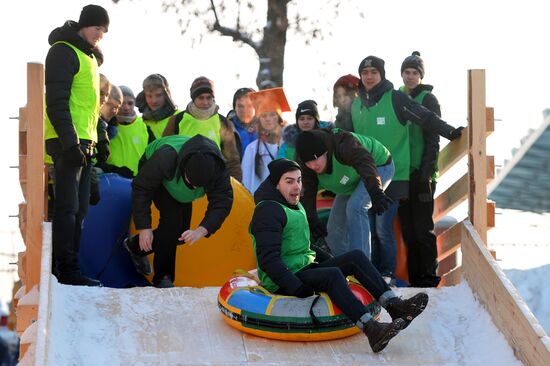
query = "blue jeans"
xmin=326 ymin=161 xmax=394 ymax=259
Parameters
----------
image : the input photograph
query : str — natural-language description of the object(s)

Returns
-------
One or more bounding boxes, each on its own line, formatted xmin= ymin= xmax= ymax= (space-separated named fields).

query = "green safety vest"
xmin=107 ymin=116 xmax=149 ymax=176
xmin=351 ymin=90 xmax=410 ymax=181
xmin=178 ymin=112 xmax=221 ymax=147
xmin=144 ymin=135 xmax=206 ymax=203
xmin=44 ymin=41 xmax=99 ymax=143
xmin=399 ymin=87 xmax=439 ymax=181
xmin=251 ymin=200 xmax=315 ymax=293
xmin=317 ymin=129 xmax=390 ymax=196
xmin=145 ymin=110 xmax=180 ymax=140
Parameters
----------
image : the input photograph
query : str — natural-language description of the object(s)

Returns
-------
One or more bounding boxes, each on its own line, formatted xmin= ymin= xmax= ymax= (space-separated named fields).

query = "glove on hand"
xmin=65 ymin=144 xmax=86 ymax=167
xmin=448 ymin=126 xmax=465 ymax=141
xmin=115 ymin=166 xmax=134 ymax=179
xmin=89 ymin=180 xmax=100 ymax=205
xmin=295 ymin=283 xmax=315 ymax=298
xmin=370 ymin=189 xmax=393 ymax=215
xmin=310 ymin=220 xmax=328 ymax=241
xmin=95 ymin=140 xmax=110 ymax=163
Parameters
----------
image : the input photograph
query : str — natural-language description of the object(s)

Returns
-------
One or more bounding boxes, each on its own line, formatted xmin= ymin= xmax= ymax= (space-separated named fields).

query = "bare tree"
xmin=113 ymin=0 xmax=350 ymax=89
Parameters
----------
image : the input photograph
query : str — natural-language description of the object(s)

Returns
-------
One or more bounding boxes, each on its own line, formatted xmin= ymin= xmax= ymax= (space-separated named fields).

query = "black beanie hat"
xmin=295 ymin=100 xmax=320 ymax=124
xmin=401 ymin=51 xmax=425 ymax=78
xmin=268 ymin=158 xmax=301 ymax=185
xmin=183 ymin=153 xmax=217 ymax=188
xmin=232 ymin=87 xmax=255 ymax=109
xmin=78 ymin=4 xmax=110 ymax=32
xmin=296 ymin=130 xmax=328 ymax=163
xmin=358 ymin=55 xmax=385 ymax=80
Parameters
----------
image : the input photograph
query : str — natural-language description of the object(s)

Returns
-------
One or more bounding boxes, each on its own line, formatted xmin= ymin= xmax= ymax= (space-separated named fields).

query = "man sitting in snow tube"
xmin=249 ymin=158 xmax=429 ymax=353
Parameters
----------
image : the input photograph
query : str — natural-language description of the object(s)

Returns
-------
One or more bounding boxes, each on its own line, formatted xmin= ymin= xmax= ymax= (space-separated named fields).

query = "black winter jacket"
xmin=298 ymin=128 xmax=385 ymax=230
xmin=45 ymin=21 xmax=103 ymax=151
xmin=131 ymin=135 xmax=233 ymax=233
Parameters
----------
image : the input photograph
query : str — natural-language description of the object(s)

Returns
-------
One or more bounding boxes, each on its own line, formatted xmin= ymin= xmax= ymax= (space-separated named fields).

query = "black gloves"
xmin=295 ymin=283 xmax=315 ymax=298
xmin=309 ymin=220 xmax=328 ymax=241
xmin=65 ymin=145 xmax=87 ymax=167
xmin=95 ymin=140 xmax=110 ymax=163
xmin=114 ymin=166 xmax=134 ymax=179
xmin=448 ymin=126 xmax=464 ymax=141
xmin=410 ymin=170 xmax=433 ymax=203
xmin=370 ymin=189 xmax=393 ymax=215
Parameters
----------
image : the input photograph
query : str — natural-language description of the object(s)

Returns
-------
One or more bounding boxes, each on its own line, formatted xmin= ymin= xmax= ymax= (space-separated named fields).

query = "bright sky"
xmin=1 ymin=0 xmax=550 ymax=304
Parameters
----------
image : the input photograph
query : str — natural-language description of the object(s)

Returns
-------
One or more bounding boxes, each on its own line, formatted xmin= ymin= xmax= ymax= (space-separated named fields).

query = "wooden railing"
xmin=13 ymin=64 xmax=549 ymax=365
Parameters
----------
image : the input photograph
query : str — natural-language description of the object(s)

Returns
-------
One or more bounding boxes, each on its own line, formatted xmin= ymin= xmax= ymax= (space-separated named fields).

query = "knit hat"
xmin=295 ymin=100 xmax=320 ymax=124
xmin=78 ymin=4 xmax=109 ymax=32
xmin=232 ymin=87 xmax=255 ymax=109
xmin=183 ymin=153 xmax=217 ymax=188
xmin=119 ymin=85 xmax=135 ymax=99
xmin=333 ymin=74 xmax=360 ymax=93
xmin=268 ymin=158 xmax=301 ymax=185
xmin=401 ymin=51 xmax=425 ymax=78
xmin=190 ymin=76 xmax=215 ymax=100
xmin=358 ymin=55 xmax=386 ymax=79
xmin=249 ymin=87 xmax=291 ymax=117
xmin=295 ymin=130 xmax=327 ymax=163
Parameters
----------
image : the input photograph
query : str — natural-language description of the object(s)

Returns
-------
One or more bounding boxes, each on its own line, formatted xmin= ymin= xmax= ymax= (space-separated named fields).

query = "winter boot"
xmin=124 ymin=237 xmax=152 ymax=276
xmin=363 ymin=318 xmax=406 ymax=353
xmin=385 ymin=292 xmax=429 ymax=329
xmin=57 ymin=271 xmax=102 ymax=287
xmin=153 ymin=275 xmax=174 ymax=288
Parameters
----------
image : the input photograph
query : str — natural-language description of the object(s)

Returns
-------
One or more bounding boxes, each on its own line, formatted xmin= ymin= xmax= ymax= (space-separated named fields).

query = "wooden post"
xmin=467 ymin=70 xmax=488 ymax=244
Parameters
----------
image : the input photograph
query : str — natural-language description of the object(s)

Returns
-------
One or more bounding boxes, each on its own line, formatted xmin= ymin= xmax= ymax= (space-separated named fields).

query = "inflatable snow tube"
xmin=218 ymin=275 xmax=381 ymax=341
xmin=130 ymin=178 xmax=257 ymax=287
xmin=79 ymin=173 xmax=149 ymax=288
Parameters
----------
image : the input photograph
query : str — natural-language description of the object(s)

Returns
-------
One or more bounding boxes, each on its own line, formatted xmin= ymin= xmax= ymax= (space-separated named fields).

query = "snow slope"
xmin=44 ymin=277 xmax=522 ymax=366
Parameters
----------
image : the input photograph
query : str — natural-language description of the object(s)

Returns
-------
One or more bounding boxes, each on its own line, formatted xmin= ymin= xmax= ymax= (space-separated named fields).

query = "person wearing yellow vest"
xmin=296 ymin=128 xmax=394 ymax=263
xmin=351 ymin=55 xmax=464 ymax=285
xmin=398 ymin=52 xmax=442 ymax=288
xmin=250 ymin=158 xmax=429 ymax=353
xmin=135 ymin=73 xmax=179 ymax=140
xmin=96 ymin=85 xmax=155 ymax=178
xmin=125 ymin=134 xmax=233 ymax=288
xmin=163 ymin=76 xmax=242 ymax=181
xmin=44 ymin=4 xmax=109 ymax=287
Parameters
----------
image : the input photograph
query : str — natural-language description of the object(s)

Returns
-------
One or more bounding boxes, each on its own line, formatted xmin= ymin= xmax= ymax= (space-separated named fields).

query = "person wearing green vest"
xmin=44 ymin=4 xmax=110 ymax=287
xmin=162 ymin=76 xmax=242 ymax=181
xmin=124 ymin=134 xmax=233 ymax=288
xmin=250 ymin=158 xmax=429 ymax=353
xmin=277 ymin=100 xmax=334 ymax=160
xmin=96 ymin=85 xmax=155 ymax=178
xmin=333 ymin=74 xmax=360 ymax=132
xmin=295 ymin=128 xmax=394 ymax=263
xmin=351 ymin=55 xmax=464 ymax=285
xmin=135 ymin=73 xmax=180 ymax=140
xmin=398 ymin=52 xmax=442 ymax=288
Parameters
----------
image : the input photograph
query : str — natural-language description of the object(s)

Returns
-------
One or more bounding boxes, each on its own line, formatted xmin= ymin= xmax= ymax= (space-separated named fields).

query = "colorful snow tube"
xmin=218 ymin=275 xmax=381 ymax=341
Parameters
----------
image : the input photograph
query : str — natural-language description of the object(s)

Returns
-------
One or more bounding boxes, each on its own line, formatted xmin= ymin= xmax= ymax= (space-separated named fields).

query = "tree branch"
xmin=209 ymin=0 xmax=257 ymax=50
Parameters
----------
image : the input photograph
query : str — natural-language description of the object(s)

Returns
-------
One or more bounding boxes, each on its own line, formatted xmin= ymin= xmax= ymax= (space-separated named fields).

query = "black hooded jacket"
xmin=250 ymin=178 xmax=308 ymax=295
xmin=132 ymin=135 xmax=233 ymax=234
xmin=45 ymin=21 xmax=104 ymax=151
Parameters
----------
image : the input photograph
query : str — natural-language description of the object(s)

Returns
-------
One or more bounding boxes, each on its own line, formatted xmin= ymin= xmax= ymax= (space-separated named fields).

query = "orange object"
xmin=394 ymin=216 xmax=409 ymax=283
xmin=249 ymin=87 xmax=291 ymax=116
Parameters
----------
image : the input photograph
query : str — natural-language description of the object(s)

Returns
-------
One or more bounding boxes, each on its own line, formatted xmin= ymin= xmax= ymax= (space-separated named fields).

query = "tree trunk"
xmin=256 ymin=0 xmax=289 ymax=89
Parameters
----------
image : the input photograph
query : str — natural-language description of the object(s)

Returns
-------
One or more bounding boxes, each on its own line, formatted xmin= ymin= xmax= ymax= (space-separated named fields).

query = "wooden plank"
xmin=487 ymin=201 xmax=495 ymax=229
xmin=462 ymin=220 xmax=550 ymax=366
xmin=24 ymin=62 xmax=45 ymax=293
xmin=437 ymin=251 xmax=457 ymax=276
xmin=486 ymin=155 xmax=494 ymax=182
xmin=438 ymin=265 xmax=462 ymax=287
xmin=437 ymin=126 xmax=468 ymax=176
xmin=486 ymin=107 xmax=495 ymax=135
xmin=433 ymin=173 xmax=468 ymax=222
xmin=468 ymin=69 xmax=488 ymax=244
xmin=437 ymin=222 xmax=461 ymax=261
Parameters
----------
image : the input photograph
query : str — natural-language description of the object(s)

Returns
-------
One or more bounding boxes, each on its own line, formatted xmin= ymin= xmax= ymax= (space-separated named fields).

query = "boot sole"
xmin=371 ymin=318 xmax=406 ymax=353
xmin=401 ymin=293 xmax=429 ymax=329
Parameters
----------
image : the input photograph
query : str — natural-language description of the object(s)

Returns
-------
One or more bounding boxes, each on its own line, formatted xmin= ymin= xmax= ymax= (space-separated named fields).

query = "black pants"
xmin=398 ymin=181 xmax=440 ymax=287
xmin=129 ymin=186 xmax=192 ymax=283
xmin=49 ymin=146 xmax=92 ymax=274
xmin=296 ymin=250 xmax=390 ymax=323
